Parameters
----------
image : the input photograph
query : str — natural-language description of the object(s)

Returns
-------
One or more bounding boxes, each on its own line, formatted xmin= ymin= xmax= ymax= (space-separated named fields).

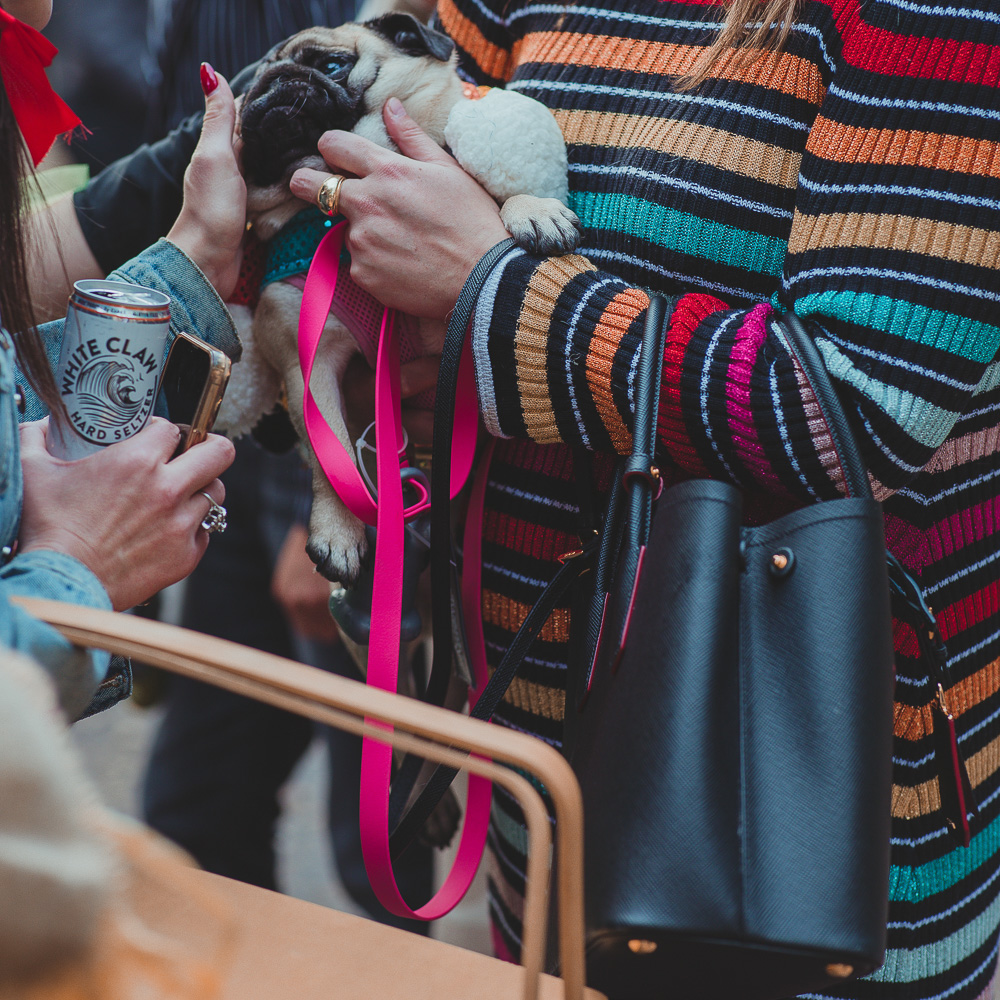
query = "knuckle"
xmin=379 ymin=160 xmax=408 ymax=184
xmin=162 ymin=482 xmax=187 ymax=509
xmin=202 ymin=149 xmax=231 ymax=173
xmin=190 ymin=144 xmax=224 ymax=171
xmin=353 ymin=201 xmax=382 ymax=232
xmin=121 ymin=446 xmax=156 ymax=479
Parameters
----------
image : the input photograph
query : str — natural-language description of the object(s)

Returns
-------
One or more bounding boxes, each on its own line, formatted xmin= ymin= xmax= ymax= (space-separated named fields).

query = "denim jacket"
xmin=1 ymin=239 xmax=239 ymax=719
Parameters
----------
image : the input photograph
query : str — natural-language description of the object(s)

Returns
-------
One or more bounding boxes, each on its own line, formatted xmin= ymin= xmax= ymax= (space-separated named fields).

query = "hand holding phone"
xmin=160 ymin=331 xmax=231 ymax=453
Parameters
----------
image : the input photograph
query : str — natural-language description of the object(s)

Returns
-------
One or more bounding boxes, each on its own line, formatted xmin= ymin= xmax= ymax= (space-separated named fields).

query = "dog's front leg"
xmin=256 ymin=283 xmax=369 ymax=585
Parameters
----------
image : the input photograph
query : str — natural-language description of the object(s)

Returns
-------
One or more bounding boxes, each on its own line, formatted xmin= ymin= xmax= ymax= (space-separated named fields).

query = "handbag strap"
xmin=776 ymin=320 xmax=951 ymax=669
xmin=778 ymin=312 xmax=872 ymax=501
xmin=622 ymin=294 xmax=672 ymax=542
xmin=389 ymin=294 xmax=673 ymax=857
xmin=573 ymin=296 xmax=673 ymax=697
xmin=775 ymin=313 xmax=976 ymax=841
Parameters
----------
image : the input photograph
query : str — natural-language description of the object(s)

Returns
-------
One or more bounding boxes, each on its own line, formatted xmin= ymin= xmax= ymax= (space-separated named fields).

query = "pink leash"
xmin=298 ymin=221 xmax=493 ymax=919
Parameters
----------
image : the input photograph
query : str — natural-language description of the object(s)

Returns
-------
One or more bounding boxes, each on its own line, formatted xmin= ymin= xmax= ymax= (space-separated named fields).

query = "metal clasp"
xmin=621 ymin=464 xmax=663 ymax=499
xmin=937 ymin=682 xmax=954 ymax=720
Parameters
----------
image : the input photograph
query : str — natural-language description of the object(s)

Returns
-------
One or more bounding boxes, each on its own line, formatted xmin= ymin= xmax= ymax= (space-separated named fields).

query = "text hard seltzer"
xmin=48 ymin=280 xmax=172 ymax=459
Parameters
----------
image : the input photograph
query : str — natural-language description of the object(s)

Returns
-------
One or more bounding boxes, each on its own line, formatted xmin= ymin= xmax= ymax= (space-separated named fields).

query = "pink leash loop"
xmin=299 ymin=222 xmax=493 ymax=919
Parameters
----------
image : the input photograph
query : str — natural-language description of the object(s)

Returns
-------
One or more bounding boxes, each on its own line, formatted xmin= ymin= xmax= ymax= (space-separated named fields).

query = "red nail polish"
xmin=200 ymin=62 xmax=219 ymax=96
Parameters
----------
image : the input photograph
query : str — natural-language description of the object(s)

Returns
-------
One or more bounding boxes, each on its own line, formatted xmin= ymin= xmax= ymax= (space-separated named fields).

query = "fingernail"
xmin=386 ymin=97 xmax=405 ymax=118
xmin=200 ymin=62 xmax=219 ymax=96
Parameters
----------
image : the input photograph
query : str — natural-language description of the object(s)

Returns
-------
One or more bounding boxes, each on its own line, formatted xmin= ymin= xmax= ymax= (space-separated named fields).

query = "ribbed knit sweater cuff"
xmin=472 ymin=248 xmax=650 ymax=452
xmin=659 ymin=293 xmax=847 ymax=500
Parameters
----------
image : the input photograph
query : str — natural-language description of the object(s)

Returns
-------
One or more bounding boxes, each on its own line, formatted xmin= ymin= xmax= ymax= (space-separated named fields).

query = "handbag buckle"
xmin=621 ymin=464 xmax=663 ymax=499
xmin=557 ymin=534 xmax=600 ymax=565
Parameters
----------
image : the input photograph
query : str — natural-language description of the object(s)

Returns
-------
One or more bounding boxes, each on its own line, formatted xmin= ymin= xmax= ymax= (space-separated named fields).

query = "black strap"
xmin=623 ymin=294 xmax=671 ymax=547
xmin=779 ymin=312 xmax=872 ymax=501
xmin=428 ymin=237 xmax=518 ymax=709
xmin=575 ymin=296 xmax=673 ymax=696
xmin=388 ymin=544 xmax=594 ymax=858
xmin=389 ymin=291 xmax=672 ymax=857
xmin=779 ymin=315 xmax=957 ymax=689
xmin=386 ymin=238 xmax=515 ymax=839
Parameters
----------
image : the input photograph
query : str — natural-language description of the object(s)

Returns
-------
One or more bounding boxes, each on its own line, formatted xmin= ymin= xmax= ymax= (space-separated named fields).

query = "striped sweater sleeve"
xmin=452 ymin=0 xmax=1000 ymax=504
xmin=435 ymin=0 xmax=515 ymax=86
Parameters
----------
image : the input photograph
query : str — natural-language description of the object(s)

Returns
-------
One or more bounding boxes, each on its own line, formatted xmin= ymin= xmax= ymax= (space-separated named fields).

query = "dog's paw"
xmin=500 ymin=194 xmax=582 ymax=256
xmin=306 ymin=513 xmax=369 ymax=585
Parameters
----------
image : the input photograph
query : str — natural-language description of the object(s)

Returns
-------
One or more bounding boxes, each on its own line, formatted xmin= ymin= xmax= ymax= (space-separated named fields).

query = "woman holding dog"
xmin=0 ymin=0 xmax=243 ymax=718
xmin=292 ymin=1 xmax=1000 ymax=997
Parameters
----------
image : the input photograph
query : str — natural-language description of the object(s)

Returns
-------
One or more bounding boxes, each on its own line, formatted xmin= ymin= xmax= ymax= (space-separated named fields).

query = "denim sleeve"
xmin=20 ymin=239 xmax=240 ymax=422
xmin=0 ymin=550 xmax=112 ymax=720
xmin=111 ymin=239 xmax=241 ymax=363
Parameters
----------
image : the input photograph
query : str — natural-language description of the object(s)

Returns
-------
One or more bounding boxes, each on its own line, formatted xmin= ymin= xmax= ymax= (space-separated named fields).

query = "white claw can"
xmin=48 ymin=280 xmax=172 ymax=459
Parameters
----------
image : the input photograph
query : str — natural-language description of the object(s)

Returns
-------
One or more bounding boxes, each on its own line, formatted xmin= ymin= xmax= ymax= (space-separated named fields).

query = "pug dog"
xmin=217 ymin=13 xmax=581 ymax=585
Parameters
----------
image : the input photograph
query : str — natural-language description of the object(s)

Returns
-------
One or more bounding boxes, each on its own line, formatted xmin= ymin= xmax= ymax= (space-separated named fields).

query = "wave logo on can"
xmin=59 ymin=337 xmax=160 ymax=444
xmin=48 ymin=280 xmax=171 ymax=459
xmin=74 ymin=356 xmax=145 ymax=425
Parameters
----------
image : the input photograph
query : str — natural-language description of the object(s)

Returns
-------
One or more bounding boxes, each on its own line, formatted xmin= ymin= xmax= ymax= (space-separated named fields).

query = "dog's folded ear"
xmin=366 ymin=12 xmax=456 ymax=62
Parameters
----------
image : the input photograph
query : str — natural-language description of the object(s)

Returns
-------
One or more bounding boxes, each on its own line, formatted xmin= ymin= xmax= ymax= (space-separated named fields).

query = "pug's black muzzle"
xmin=240 ymin=59 xmax=361 ymax=187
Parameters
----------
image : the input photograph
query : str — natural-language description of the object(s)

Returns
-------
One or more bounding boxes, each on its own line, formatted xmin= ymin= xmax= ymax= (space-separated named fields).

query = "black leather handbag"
xmin=382 ymin=265 xmax=901 ymax=1000
xmin=565 ymin=298 xmax=896 ymax=1000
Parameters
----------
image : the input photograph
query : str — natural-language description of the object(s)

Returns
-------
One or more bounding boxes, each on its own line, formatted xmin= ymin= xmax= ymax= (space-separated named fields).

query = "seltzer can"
xmin=48 ymin=280 xmax=172 ymax=459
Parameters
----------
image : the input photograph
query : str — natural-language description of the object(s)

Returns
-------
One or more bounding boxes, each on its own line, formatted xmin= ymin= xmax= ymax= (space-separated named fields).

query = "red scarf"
xmin=0 ymin=9 xmax=80 ymax=165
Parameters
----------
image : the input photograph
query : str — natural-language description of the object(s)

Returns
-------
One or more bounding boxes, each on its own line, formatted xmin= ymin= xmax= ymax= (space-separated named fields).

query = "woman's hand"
xmin=17 ymin=418 xmax=236 ymax=612
xmin=289 ymin=98 xmax=510 ymax=321
xmin=167 ymin=64 xmax=247 ymax=302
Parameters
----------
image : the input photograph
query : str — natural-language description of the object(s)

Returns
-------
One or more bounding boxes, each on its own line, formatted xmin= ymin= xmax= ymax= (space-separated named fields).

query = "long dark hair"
xmin=0 ymin=73 xmax=62 ymax=413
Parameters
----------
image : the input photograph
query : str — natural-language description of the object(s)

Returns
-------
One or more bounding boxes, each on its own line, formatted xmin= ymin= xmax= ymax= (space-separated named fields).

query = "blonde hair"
xmin=679 ymin=0 xmax=801 ymax=89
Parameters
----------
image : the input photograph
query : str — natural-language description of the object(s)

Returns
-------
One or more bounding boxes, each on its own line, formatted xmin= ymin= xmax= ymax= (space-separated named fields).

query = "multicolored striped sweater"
xmin=435 ymin=0 xmax=1000 ymax=995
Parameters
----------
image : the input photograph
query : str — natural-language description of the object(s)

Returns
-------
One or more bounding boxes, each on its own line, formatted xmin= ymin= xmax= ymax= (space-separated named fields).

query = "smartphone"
xmin=160 ymin=331 xmax=231 ymax=454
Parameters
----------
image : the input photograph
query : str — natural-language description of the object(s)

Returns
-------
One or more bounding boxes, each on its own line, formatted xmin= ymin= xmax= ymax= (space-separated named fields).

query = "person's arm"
xmin=24 ymin=193 xmax=103 ymax=323
xmin=71 ymin=111 xmax=204 ymax=275
xmin=460 ymin=9 xmax=1000 ymax=504
xmin=308 ymin=0 xmax=999 ymax=508
xmin=0 ymin=549 xmax=112 ymax=720
xmin=20 ymin=237 xmax=242 ymax=426
xmin=25 ymin=56 xmax=265 ymax=319
xmin=1 ymin=414 xmax=234 ymax=718
xmin=5 ymin=74 xmax=244 ymax=715
xmin=24 ymin=111 xmax=204 ymax=322
xmin=67 ymin=58 xmax=262 ymax=276
xmin=21 ymin=72 xmax=245 ymax=422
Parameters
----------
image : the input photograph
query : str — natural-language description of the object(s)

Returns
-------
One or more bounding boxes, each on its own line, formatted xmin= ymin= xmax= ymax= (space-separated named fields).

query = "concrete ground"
xmin=69 ymin=689 xmax=491 ymax=955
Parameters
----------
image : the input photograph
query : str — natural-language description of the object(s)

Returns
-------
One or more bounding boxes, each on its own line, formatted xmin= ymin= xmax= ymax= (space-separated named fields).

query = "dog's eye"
xmin=323 ymin=58 xmax=350 ymax=79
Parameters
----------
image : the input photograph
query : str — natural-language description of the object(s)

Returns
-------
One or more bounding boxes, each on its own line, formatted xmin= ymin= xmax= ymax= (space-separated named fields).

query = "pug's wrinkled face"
xmin=240 ymin=13 xmax=462 ymax=237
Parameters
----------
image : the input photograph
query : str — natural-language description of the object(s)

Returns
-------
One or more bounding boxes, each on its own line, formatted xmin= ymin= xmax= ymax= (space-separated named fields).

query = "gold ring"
xmin=316 ymin=174 xmax=346 ymax=217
